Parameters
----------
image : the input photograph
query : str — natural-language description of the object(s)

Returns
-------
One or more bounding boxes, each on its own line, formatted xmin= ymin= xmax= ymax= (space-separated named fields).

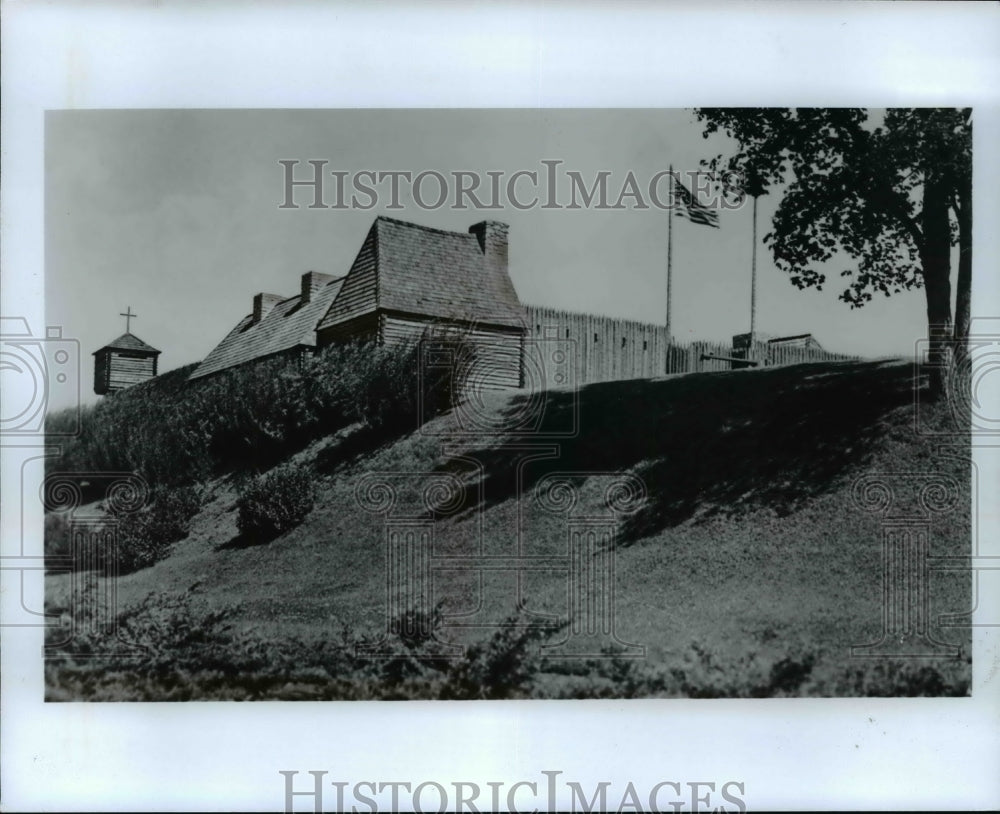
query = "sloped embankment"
xmin=45 ymin=360 xmax=972 ymax=699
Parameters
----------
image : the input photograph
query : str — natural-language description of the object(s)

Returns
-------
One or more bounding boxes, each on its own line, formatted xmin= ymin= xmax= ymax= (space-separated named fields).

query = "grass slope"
xmin=46 ymin=360 xmax=972 ymax=699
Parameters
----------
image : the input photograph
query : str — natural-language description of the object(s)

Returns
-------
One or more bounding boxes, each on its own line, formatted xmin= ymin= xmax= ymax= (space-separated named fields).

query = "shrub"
xmin=112 ymin=514 xmax=165 ymax=575
xmin=145 ymin=485 xmax=202 ymax=541
xmin=44 ymin=485 xmax=202 ymax=576
xmin=199 ymin=356 xmax=323 ymax=474
xmin=45 ymin=330 xmax=470 ymax=491
xmin=44 ymin=512 xmax=73 ymax=570
xmin=45 ymin=588 xmax=383 ymax=701
xmin=310 ymin=331 xmax=466 ymax=438
xmin=44 ymin=593 xmax=972 ymax=700
xmin=440 ymin=616 xmax=556 ymax=700
xmin=108 ymin=485 xmax=202 ymax=575
xmin=352 ymin=344 xmax=420 ymax=433
xmin=237 ymin=464 xmax=315 ymax=541
xmin=812 ymin=657 xmax=971 ymax=697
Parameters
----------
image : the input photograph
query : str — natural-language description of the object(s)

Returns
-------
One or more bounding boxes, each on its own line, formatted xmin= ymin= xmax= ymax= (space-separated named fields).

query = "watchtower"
xmin=93 ymin=307 xmax=161 ymax=395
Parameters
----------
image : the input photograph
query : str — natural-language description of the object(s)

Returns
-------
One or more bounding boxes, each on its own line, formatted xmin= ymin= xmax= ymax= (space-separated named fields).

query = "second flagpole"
xmin=750 ymin=192 xmax=758 ymax=346
xmin=666 ymin=165 xmax=674 ymax=344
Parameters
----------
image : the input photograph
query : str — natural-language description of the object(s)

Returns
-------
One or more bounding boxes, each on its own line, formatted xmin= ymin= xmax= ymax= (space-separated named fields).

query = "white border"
xmin=3 ymin=2 xmax=999 ymax=811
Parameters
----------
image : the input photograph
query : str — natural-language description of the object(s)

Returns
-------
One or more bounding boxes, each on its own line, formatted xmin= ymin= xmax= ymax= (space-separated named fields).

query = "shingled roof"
xmin=93 ymin=332 xmax=161 ymax=355
xmin=190 ymin=273 xmax=344 ymax=380
xmin=191 ymin=217 xmax=525 ymax=381
xmin=318 ymin=217 xmax=525 ymax=332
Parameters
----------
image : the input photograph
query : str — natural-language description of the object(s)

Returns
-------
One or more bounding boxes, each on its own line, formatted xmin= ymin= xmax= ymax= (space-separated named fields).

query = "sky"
xmin=46 ymin=108 xmax=942 ymax=410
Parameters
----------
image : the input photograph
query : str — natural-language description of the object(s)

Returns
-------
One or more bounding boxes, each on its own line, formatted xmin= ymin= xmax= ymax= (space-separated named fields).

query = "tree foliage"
xmin=694 ymin=108 xmax=972 ymax=356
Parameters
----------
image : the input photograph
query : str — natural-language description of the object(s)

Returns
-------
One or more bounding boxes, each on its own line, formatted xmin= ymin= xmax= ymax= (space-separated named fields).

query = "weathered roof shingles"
xmin=191 ymin=216 xmax=525 ymax=380
xmin=93 ymin=333 xmax=161 ymax=355
xmin=190 ymin=275 xmax=344 ymax=379
xmin=318 ymin=217 xmax=524 ymax=331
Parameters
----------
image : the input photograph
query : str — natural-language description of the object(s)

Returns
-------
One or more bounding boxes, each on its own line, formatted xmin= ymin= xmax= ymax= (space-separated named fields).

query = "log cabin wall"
xmin=94 ymin=337 xmax=161 ymax=396
xmin=379 ymin=312 xmax=523 ymax=390
xmin=106 ymin=351 xmax=157 ymax=392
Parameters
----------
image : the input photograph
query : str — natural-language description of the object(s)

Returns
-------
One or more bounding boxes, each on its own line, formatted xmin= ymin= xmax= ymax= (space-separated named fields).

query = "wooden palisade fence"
xmin=522 ymin=305 xmax=857 ymax=388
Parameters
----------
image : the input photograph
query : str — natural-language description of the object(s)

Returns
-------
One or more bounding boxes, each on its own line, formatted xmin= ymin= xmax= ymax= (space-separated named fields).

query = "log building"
xmin=93 ymin=332 xmax=161 ymax=395
xmin=190 ymin=217 xmax=526 ymax=388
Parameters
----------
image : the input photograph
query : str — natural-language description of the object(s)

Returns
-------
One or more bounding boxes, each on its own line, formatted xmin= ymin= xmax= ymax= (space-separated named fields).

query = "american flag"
xmin=673 ymin=174 xmax=720 ymax=228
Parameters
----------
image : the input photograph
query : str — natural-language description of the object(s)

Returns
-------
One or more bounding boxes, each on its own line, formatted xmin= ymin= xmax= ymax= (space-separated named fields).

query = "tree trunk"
xmin=953 ymin=167 xmax=972 ymax=358
xmin=920 ymin=174 xmax=953 ymax=401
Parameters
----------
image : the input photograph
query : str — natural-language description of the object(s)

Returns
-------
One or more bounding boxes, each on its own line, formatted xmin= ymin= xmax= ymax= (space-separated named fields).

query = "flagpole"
xmin=666 ymin=165 xmax=673 ymax=342
xmin=750 ymin=193 xmax=758 ymax=346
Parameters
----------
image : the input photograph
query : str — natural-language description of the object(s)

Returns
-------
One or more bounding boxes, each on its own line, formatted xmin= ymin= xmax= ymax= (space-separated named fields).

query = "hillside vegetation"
xmin=45 ymin=347 xmax=972 ymax=699
xmin=46 ymin=338 xmax=457 ymax=492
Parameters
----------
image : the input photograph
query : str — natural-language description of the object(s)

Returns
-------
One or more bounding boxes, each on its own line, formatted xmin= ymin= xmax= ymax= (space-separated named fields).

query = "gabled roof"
xmin=93 ymin=332 xmax=161 ymax=355
xmin=189 ymin=275 xmax=345 ymax=380
xmin=318 ymin=217 xmax=525 ymax=331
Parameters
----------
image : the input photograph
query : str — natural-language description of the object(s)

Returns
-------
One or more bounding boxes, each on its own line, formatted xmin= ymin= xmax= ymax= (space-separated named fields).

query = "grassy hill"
xmin=45 ymin=358 xmax=972 ymax=699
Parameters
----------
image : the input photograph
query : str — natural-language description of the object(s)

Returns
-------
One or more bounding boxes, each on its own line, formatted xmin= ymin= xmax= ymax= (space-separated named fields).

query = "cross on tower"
xmin=120 ymin=306 xmax=137 ymax=333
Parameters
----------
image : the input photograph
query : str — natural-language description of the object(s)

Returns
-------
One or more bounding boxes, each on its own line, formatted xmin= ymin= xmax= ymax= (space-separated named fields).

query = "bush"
xmin=308 ymin=331 xmax=465 ymax=437
xmin=145 ymin=485 xmax=202 ymax=541
xmin=44 ymin=485 xmax=202 ymax=576
xmin=237 ymin=464 xmax=315 ymax=541
xmin=45 ymin=329 xmax=471 ymax=491
xmin=112 ymin=514 xmax=165 ymax=575
xmin=44 ymin=587 xmax=972 ymax=699
xmin=44 ymin=512 xmax=73 ymax=570
xmin=45 ymin=588 xmax=383 ymax=701
xmin=440 ymin=616 xmax=556 ymax=700
xmin=811 ymin=657 xmax=971 ymax=697
xmin=108 ymin=485 xmax=203 ymax=575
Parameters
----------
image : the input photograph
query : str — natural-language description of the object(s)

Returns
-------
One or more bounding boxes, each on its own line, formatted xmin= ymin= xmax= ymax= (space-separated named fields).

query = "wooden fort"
xmin=190 ymin=217 xmax=525 ymax=389
xmin=190 ymin=215 xmax=852 ymax=391
xmin=92 ymin=307 xmax=161 ymax=395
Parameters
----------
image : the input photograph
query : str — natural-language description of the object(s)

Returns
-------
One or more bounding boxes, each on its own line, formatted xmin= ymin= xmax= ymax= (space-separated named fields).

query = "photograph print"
xmin=41 ymin=107 xmax=974 ymax=701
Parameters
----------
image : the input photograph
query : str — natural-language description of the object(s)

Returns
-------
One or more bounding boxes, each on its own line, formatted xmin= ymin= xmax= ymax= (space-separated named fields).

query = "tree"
xmin=694 ymin=108 xmax=972 ymax=396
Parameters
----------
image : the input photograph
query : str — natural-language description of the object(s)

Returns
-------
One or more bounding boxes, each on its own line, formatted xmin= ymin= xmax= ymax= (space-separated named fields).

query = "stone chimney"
xmin=252 ymin=293 xmax=283 ymax=324
xmin=469 ymin=221 xmax=509 ymax=279
xmin=300 ymin=271 xmax=335 ymax=304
